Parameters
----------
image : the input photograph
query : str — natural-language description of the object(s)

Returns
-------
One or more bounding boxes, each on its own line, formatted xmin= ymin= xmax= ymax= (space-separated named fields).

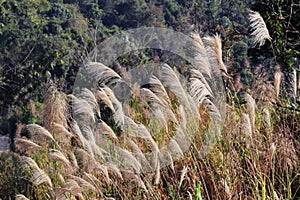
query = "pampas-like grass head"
xmin=274 ymin=71 xmax=281 ymax=98
xmin=243 ymin=93 xmax=256 ymax=128
xmin=26 ymin=124 xmax=55 ymax=142
xmin=15 ymin=194 xmax=30 ymax=200
xmin=203 ymin=34 xmax=227 ymax=74
xmin=41 ymin=86 xmax=68 ymax=130
xmin=22 ymin=156 xmax=53 ymax=187
xmin=249 ymin=10 xmax=272 ymax=47
xmin=14 ymin=138 xmax=41 ymax=153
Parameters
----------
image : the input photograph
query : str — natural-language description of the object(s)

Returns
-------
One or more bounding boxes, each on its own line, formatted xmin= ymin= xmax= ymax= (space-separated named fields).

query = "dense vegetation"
xmin=0 ymin=0 xmax=299 ymax=199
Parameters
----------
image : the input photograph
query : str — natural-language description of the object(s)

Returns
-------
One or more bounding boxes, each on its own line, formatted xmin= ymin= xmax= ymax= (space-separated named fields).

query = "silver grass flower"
xmin=105 ymin=163 xmax=123 ymax=180
xmin=189 ymin=33 xmax=211 ymax=77
xmin=67 ymin=175 xmax=97 ymax=193
xmin=292 ymin=69 xmax=297 ymax=99
xmin=14 ymin=138 xmax=41 ymax=152
xmin=49 ymin=149 xmax=71 ymax=167
xmin=203 ymin=34 xmax=227 ymax=74
xmin=86 ymin=61 xmax=121 ymax=85
xmin=83 ymin=172 xmax=103 ymax=194
xmin=118 ymin=148 xmax=142 ymax=173
xmin=68 ymin=94 xmax=96 ymax=124
xmin=69 ymin=152 xmax=79 ymax=169
xmin=15 ymin=194 xmax=30 ymax=200
xmin=140 ymin=88 xmax=177 ymax=126
xmin=79 ymin=88 xmax=101 ymax=117
xmin=95 ymin=88 xmax=115 ymax=112
xmin=160 ymin=64 xmax=189 ymax=105
xmin=189 ymin=69 xmax=213 ymax=94
xmin=241 ymin=113 xmax=252 ymax=139
xmin=51 ymin=123 xmax=73 ymax=137
xmin=166 ymin=139 xmax=184 ymax=159
xmin=26 ymin=124 xmax=54 ymax=142
xmin=189 ymin=77 xmax=213 ymax=106
xmin=243 ymin=93 xmax=256 ymax=128
xmin=99 ymin=120 xmax=118 ymax=141
xmin=102 ymin=86 xmax=124 ymax=126
xmin=221 ymin=178 xmax=231 ymax=198
xmin=179 ymin=166 xmax=188 ymax=188
xmin=22 ymin=156 xmax=53 ymax=187
xmin=154 ymin=161 xmax=160 ymax=185
xmin=249 ymin=10 xmax=272 ymax=47
xmin=127 ymin=139 xmax=151 ymax=171
xmin=262 ymin=108 xmax=271 ymax=129
xmin=148 ymin=76 xmax=172 ymax=106
xmin=58 ymin=179 xmax=83 ymax=197
xmin=123 ymin=116 xmax=159 ymax=152
xmin=274 ymin=71 xmax=281 ymax=98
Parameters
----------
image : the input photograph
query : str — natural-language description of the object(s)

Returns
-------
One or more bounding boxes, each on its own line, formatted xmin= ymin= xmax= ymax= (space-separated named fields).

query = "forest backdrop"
xmin=0 ymin=0 xmax=299 ymax=128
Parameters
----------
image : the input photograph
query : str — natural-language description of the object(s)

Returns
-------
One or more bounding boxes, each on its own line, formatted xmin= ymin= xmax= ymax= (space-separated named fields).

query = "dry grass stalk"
xmin=26 ymin=124 xmax=54 ymax=142
xmin=249 ymin=10 xmax=272 ymax=47
xmin=15 ymin=194 xmax=30 ymax=200
xmin=241 ymin=113 xmax=252 ymax=140
xmin=298 ymin=74 xmax=300 ymax=91
xmin=69 ymin=152 xmax=79 ymax=169
xmin=83 ymin=172 xmax=103 ymax=196
xmin=95 ymin=88 xmax=115 ymax=111
xmin=154 ymin=161 xmax=160 ymax=185
xmin=55 ymin=179 xmax=83 ymax=198
xmin=22 ymin=156 xmax=53 ymax=187
xmin=86 ymin=61 xmax=121 ymax=85
xmin=292 ymin=69 xmax=297 ymax=99
xmin=14 ymin=138 xmax=41 ymax=152
xmin=244 ymin=93 xmax=256 ymax=128
xmin=49 ymin=149 xmax=71 ymax=167
xmin=148 ymin=76 xmax=172 ymax=106
xmin=179 ymin=166 xmax=188 ymax=188
xmin=41 ymin=86 xmax=68 ymax=130
xmin=68 ymin=94 xmax=96 ymax=125
xmin=189 ymin=33 xmax=211 ymax=77
xmin=269 ymin=142 xmax=276 ymax=161
xmin=160 ymin=64 xmax=189 ymax=105
xmin=99 ymin=120 xmax=118 ymax=141
xmin=102 ymin=86 xmax=124 ymax=126
xmin=274 ymin=71 xmax=281 ymax=98
xmin=68 ymin=175 xmax=97 ymax=193
xmin=262 ymin=108 xmax=271 ymax=129
xmin=204 ymin=34 xmax=227 ymax=74
xmin=106 ymin=163 xmax=123 ymax=180
xmin=221 ymin=178 xmax=231 ymax=198
xmin=189 ymin=78 xmax=212 ymax=106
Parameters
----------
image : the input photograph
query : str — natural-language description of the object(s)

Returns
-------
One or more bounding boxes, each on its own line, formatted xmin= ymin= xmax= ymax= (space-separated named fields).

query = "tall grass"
xmin=0 ymin=31 xmax=299 ymax=200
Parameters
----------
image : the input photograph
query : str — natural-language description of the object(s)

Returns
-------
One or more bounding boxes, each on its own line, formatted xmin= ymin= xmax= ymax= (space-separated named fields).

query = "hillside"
xmin=0 ymin=0 xmax=299 ymax=199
